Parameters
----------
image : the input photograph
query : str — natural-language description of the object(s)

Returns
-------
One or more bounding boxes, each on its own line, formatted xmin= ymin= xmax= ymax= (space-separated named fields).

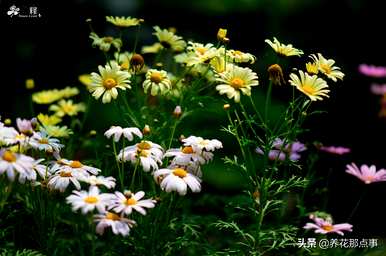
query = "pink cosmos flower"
xmin=303 ymin=216 xmax=352 ymax=236
xmin=345 ymin=163 xmax=386 ymax=184
xmin=370 ymin=84 xmax=386 ymax=95
xmin=319 ymin=146 xmax=351 ymax=155
xmin=359 ymin=64 xmax=386 ymax=78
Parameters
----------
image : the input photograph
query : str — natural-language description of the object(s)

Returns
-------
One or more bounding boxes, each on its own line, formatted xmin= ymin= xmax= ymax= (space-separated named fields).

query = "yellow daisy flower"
xmin=215 ymin=66 xmax=259 ymax=102
xmin=227 ymin=49 xmax=256 ymax=64
xmin=106 ymin=16 xmax=143 ymax=28
xmin=49 ymin=99 xmax=86 ymax=117
xmin=89 ymin=62 xmax=131 ymax=104
xmin=44 ymin=125 xmax=73 ymax=138
xmin=32 ymin=89 xmax=63 ymax=104
xmin=306 ymin=62 xmax=319 ymax=75
xmin=79 ymin=74 xmax=93 ymax=88
xmin=153 ymin=26 xmax=186 ymax=52
xmin=143 ymin=69 xmax=171 ymax=96
xmin=265 ymin=37 xmax=304 ymax=57
xmin=114 ymin=51 xmax=133 ymax=70
xmin=309 ymin=53 xmax=345 ymax=82
xmin=60 ymin=87 xmax=79 ymax=98
xmin=289 ymin=70 xmax=330 ymax=101
xmin=141 ymin=43 xmax=163 ymax=54
xmin=37 ymin=113 xmax=62 ymax=126
xmin=89 ymin=32 xmax=122 ymax=52
xmin=185 ymin=42 xmax=220 ymax=66
xmin=209 ymin=56 xmax=235 ymax=74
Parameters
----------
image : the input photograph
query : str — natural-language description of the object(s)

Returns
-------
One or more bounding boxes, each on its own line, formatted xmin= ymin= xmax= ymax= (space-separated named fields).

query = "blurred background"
xmin=1 ymin=0 xmax=385 ymax=237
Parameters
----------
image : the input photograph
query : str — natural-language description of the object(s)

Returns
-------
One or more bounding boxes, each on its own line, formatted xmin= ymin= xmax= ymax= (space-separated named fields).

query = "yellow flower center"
xmin=182 ymin=146 xmax=194 ymax=154
xmin=320 ymin=63 xmax=332 ymax=74
xmin=84 ymin=196 xmax=99 ymax=204
xmin=138 ymin=149 xmax=150 ymax=157
xmin=103 ymin=37 xmax=114 ymax=43
xmin=126 ymin=198 xmax=137 ymax=205
xmin=59 ymin=171 xmax=72 ymax=177
xmin=197 ymin=47 xmax=207 ymax=55
xmin=234 ymin=50 xmax=242 ymax=56
xmin=120 ymin=61 xmax=129 ymax=70
xmin=173 ymin=168 xmax=187 ymax=178
xmin=137 ymin=141 xmax=152 ymax=150
xmin=230 ymin=77 xmax=245 ymax=89
xmin=321 ymin=224 xmax=334 ymax=232
xmin=39 ymin=138 xmax=49 ymax=144
xmin=62 ymin=103 xmax=76 ymax=114
xmin=70 ymin=160 xmax=83 ymax=168
xmin=150 ymin=72 xmax=163 ymax=83
xmin=15 ymin=134 xmax=26 ymax=140
xmin=106 ymin=212 xmax=120 ymax=221
xmin=302 ymin=84 xmax=316 ymax=95
xmin=103 ymin=78 xmax=117 ymax=89
xmin=2 ymin=151 xmax=16 ymax=162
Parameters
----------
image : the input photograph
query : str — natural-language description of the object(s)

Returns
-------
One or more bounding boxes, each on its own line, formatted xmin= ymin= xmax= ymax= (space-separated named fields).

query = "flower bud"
xmin=130 ymin=54 xmax=145 ymax=72
xmin=143 ymin=124 xmax=151 ymax=135
xmin=217 ymin=28 xmax=228 ymax=42
xmin=4 ymin=118 xmax=12 ymax=126
xmin=267 ymin=64 xmax=285 ymax=86
xmin=223 ymin=104 xmax=231 ymax=110
xmin=173 ymin=106 xmax=182 ymax=118
xmin=25 ymin=79 xmax=35 ymax=90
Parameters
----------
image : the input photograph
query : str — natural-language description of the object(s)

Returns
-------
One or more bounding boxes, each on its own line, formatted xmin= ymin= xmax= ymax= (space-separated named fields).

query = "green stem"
xmin=112 ymin=140 xmax=124 ymax=190
xmin=264 ymin=81 xmax=273 ymax=124
xmin=167 ymin=119 xmax=178 ymax=149
xmin=130 ymin=160 xmax=140 ymax=190
xmin=347 ymin=189 xmax=367 ymax=222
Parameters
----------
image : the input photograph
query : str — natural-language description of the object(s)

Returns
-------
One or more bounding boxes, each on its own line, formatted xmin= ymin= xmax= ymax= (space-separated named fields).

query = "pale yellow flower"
xmin=79 ymin=74 xmax=93 ymax=88
xmin=89 ymin=62 xmax=131 ymax=103
xmin=37 ymin=113 xmax=62 ymax=126
xmin=89 ymin=32 xmax=122 ymax=52
xmin=227 ymin=49 xmax=256 ymax=64
xmin=216 ymin=66 xmax=259 ymax=102
xmin=141 ymin=43 xmax=163 ymax=54
xmin=265 ymin=37 xmax=303 ymax=57
xmin=184 ymin=42 xmax=220 ymax=66
xmin=114 ymin=51 xmax=133 ymax=70
xmin=32 ymin=89 xmax=63 ymax=104
xmin=60 ymin=87 xmax=79 ymax=98
xmin=106 ymin=16 xmax=143 ymax=27
xmin=217 ymin=28 xmax=228 ymax=41
xmin=289 ymin=70 xmax=330 ymax=101
xmin=309 ymin=53 xmax=344 ymax=82
xmin=306 ymin=62 xmax=319 ymax=75
xmin=153 ymin=26 xmax=186 ymax=52
xmin=49 ymin=99 xmax=86 ymax=117
xmin=143 ymin=69 xmax=171 ymax=96
xmin=44 ymin=125 xmax=73 ymax=138
xmin=209 ymin=56 xmax=235 ymax=74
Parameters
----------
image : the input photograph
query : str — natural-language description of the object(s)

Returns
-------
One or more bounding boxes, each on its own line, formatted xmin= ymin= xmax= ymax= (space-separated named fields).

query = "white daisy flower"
xmin=227 ymin=49 xmax=256 ymax=64
xmin=89 ymin=62 xmax=131 ymax=104
xmin=143 ymin=69 xmax=172 ymax=96
xmin=153 ymin=167 xmax=201 ymax=196
xmin=265 ymin=37 xmax=304 ymax=57
xmin=29 ymin=131 xmax=63 ymax=153
xmin=110 ymin=191 xmax=156 ymax=216
xmin=0 ymin=150 xmax=35 ymax=182
xmin=47 ymin=169 xmax=84 ymax=192
xmin=94 ymin=212 xmax=136 ymax=236
xmin=89 ymin=32 xmax=122 ymax=52
xmin=50 ymin=158 xmax=101 ymax=177
xmin=185 ymin=42 xmax=220 ymax=66
xmin=66 ymin=186 xmax=114 ymax=214
xmin=309 ymin=53 xmax=345 ymax=82
xmin=104 ymin=126 xmax=143 ymax=142
xmin=0 ymin=125 xmax=19 ymax=145
xmin=164 ymin=146 xmax=212 ymax=165
xmin=80 ymin=175 xmax=116 ymax=189
xmin=16 ymin=118 xmax=34 ymax=136
xmin=182 ymin=135 xmax=223 ymax=152
xmin=32 ymin=158 xmax=49 ymax=179
xmin=118 ymin=141 xmax=163 ymax=172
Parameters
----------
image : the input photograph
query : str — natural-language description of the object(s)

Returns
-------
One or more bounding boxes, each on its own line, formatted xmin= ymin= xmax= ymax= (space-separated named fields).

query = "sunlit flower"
xmin=80 ymin=175 xmax=116 ymax=189
xmin=227 ymin=49 xmax=256 ymax=64
xmin=153 ymin=166 xmax=201 ymax=196
xmin=110 ymin=191 xmax=156 ymax=215
xmin=32 ymin=89 xmax=63 ymax=104
xmin=164 ymin=147 xmax=211 ymax=166
xmin=104 ymin=126 xmax=143 ymax=142
xmin=289 ymin=70 xmax=329 ymax=101
xmin=306 ymin=62 xmax=319 ymax=75
xmin=66 ymin=186 xmax=114 ymax=214
xmin=143 ymin=69 xmax=171 ymax=96
xmin=153 ymin=26 xmax=186 ymax=52
xmin=309 ymin=53 xmax=344 ymax=82
xmin=79 ymin=74 xmax=93 ymax=88
xmin=94 ymin=212 xmax=136 ymax=236
xmin=118 ymin=141 xmax=163 ymax=172
xmin=0 ymin=150 xmax=35 ymax=182
xmin=304 ymin=216 xmax=352 ymax=236
xmin=141 ymin=42 xmax=163 ymax=54
xmin=44 ymin=125 xmax=73 ymax=138
xmin=319 ymin=146 xmax=350 ymax=155
xmin=209 ymin=56 xmax=235 ymax=74
xmin=49 ymin=99 xmax=86 ymax=117
xmin=29 ymin=131 xmax=63 ymax=153
xmin=216 ymin=66 xmax=259 ymax=102
xmin=182 ymin=135 xmax=223 ymax=153
xmin=89 ymin=62 xmax=131 ymax=103
xmin=345 ymin=163 xmax=386 ymax=184
xmin=51 ymin=158 xmax=101 ymax=177
xmin=217 ymin=28 xmax=228 ymax=42
xmin=358 ymin=64 xmax=386 ymax=78
xmin=89 ymin=32 xmax=122 ymax=52
xmin=265 ymin=37 xmax=303 ymax=57
xmin=370 ymin=84 xmax=386 ymax=95
xmin=60 ymin=87 xmax=80 ymax=98
xmin=185 ymin=42 xmax=219 ymax=66
xmin=37 ymin=113 xmax=62 ymax=126
xmin=256 ymin=138 xmax=306 ymax=161
xmin=106 ymin=16 xmax=143 ymax=27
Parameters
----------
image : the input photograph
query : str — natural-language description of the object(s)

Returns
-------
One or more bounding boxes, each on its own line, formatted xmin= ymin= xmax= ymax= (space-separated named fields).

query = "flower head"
xmin=153 ymin=26 xmax=186 ymax=52
xmin=94 ymin=212 xmax=136 ymax=236
xmin=16 ymin=118 xmax=34 ymax=136
xmin=66 ymin=186 xmax=114 ymax=214
xmin=267 ymin=64 xmax=285 ymax=86
xmin=143 ymin=69 xmax=171 ymax=96
xmin=0 ymin=150 xmax=35 ymax=182
xmin=370 ymin=84 xmax=386 ymax=95
xmin=216 ymin=66 xmax=259 ymax=102
xmin=89 ymin=62 xmax=131 ymax=103
xmin=49 ymin=99 xmax=86 ymax=117
xmin=185 ymin=42 xmax=220 ymax=66
xmin=309 ymin=53 xmax=344 ymax=82
xmin=32 ymin=89 xmax=63 ymax=104
xmin=37 ymin=113 xmax=62 ymax=126
xmin=227 ymin=49 xmax=256 ymax=64
xmin=319 ymin=146 xmax=350 ymax=155
xmin=29 ymin=131 xmax=63 ymax=153
xmin=106 ymin=16 xmax=143 ymax=27
xmin=80 ymin=175 xmax=116 ymax=189
xmin=90 ymin=32 xmax=122 ymax=52
xmin=265 ymin=37 xmax=303 ymax=57
xmin=104 ymin=126 xmax=143 ymax=142
xmin=289 ymin=70 xmax=329 ymax=101
xmin=345 ymin=163 xmax=386 ymax=184
xmin=110 ymin=191 xmax=156 ymax=216
xmin=44 ymin=125 xmax=73 ymax=138
xmin=359 ymin=64 xmax=386 ymax=78
xmin=303 ymin=215 xmax=352 ymax=236
xmin=256 ymin=138 xmax=306 ymax=161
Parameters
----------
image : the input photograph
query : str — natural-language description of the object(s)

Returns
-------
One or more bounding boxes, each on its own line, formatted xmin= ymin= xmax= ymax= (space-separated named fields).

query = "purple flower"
xmin=16 ymin=118 xmax=33 ymax=136
xmin=346 ymin=163 xmax=386 ymax=184
xmin=359 ymin=64 xmax=386 ymax=78
xmin=304 ymin=216 xmax=353 ymax=236
xmin=320 ymin=146 xmax=351 ymax=155
xmin=256 ymin=138 xmax=306 ymax=161
xmin=370 ymin=84 xmax=386 ymax=95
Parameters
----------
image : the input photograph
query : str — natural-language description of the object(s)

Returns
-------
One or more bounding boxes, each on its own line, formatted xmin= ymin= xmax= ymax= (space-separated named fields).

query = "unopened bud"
xmin=173 ymin=106 xmax=182 ymax=118
xmin=217 ymin=28 xmax=228 ymax=42
xmin=223 ymin=104 xmax=231 ymax=110
xmin=89 ymin=130 xmax=97 ymax=137
xmin=268 ymin=64 xmax=285 ymax=86
xmin=4 ymin=118 xmax=12 ymax=126
xmin=179 ymin=134 xmax=186 ymax=142
xmin=143 ymin=124 xmax=151 ymax=135
xmin=25 ymin=79 xmax=35 ymax=90
xmin=130 ymin=54 xmax=145 ymax=72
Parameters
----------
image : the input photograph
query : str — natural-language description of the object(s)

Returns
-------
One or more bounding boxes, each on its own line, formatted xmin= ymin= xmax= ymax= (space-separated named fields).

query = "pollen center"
xmin=126 ymin=198 xmax=137 ymax=205
xmin=182 ymin=146 xmax=194 ymax=154
xmin=2 ymin=151 xmax=16 ymax=162
xmin=365 ymin=176 xmax=374 ymax=184
xmin=103 ymin=37 xmax=114 ymax=43
xmin=137 ymin=141 xmax=152 ymax=150
xmin=150 ymin=72 xmax=162 ymax=83
xmin=106 ymin=212 xmax=120 ymax=221
xmin=70 ymin=160 xmax=83 ymax=168
xmin=84 ymin=196 xmax=99 ymax=204
xmin=320 ymin=64 xmax=332 ymax=74
xmin=302 ymin=84 xmax=316 ymax=95
xmin=230 ymin=77 xmax=245 ymax=89
xmin=103 ymin=78 xmax=117 ymax=89
xmin=321 ymin=224 xmax=334 ymax=232
xmin=62 ymin=104 xmax=75 ymax=113
xmin=197 ymin=47 xmax=207 ymax=55
xmin=173 ymin=168 xmax=187 ymax=178
xmin=60 ymin=171 xmax=72 ymax=177
xmin=39 ymin=138 xmax=49 ymax=144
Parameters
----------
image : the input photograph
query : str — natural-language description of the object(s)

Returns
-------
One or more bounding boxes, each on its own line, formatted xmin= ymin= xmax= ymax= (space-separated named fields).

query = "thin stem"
xmin=168 ymin=119 xmax=178 ymax=149
xmin=226 ymin=111 xmax=247 ymax=161
xmin=132 ymin=25 xmax=141 ymax=53
xmin=130 ymin=160 xmax=140 ymax=190
xmin=347 ymin=189 xmax=367 ymax=222
xmin=112 ymin=140 xmax=124 ymax=190
xmin=264 ymin=81 xmax=273 ymax=124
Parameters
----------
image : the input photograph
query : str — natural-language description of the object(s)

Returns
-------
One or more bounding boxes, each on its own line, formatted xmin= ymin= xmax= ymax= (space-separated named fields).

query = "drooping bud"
xmin=267 ymin=64 xmax=285 ymax=86
xmin=130 ymin=54 xmax=145 ymax=72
